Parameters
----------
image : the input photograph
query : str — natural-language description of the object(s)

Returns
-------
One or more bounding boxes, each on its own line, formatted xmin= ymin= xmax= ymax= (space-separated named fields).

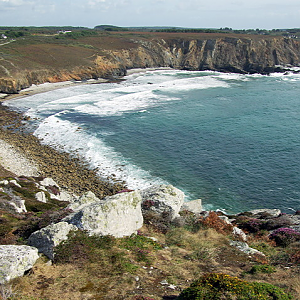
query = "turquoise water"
xmin=6 ymin=70 xmax=300 ymax=213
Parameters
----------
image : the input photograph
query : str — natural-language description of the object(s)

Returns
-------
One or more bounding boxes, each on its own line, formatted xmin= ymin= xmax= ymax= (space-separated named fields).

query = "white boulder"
xmin=0 ymin=245 xmax=39 ymax=283
xmin=65 ymin=190 xmax=143 ymax=238
xmin=181 ymin=199 xmax=203 ymax=214
xmin=67 ymin=191 xmax=100 ymax=211
xmin=35 ymin=191 xmax=47 ymax=203
xmin=141 ymin=185 xmax=185 ymax=220
xmin=28 ymin=222 xmax=77 ymax=260
xmin=39 ymin=177 xmax=59 ymax=188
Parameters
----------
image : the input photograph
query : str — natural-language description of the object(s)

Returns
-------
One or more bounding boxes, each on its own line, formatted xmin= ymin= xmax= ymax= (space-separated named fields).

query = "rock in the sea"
xmin=65 ymin=190 xmax=143 ymax=238
xmin=141 ymin=185 xmax=185 ymax=220
xmin=28 ymin=222 xmax=77 ymax=260
xmin=0 ymin=245 xmax=39 ymax=283
xmin=180 ymin=199 xmax=203 ymax=214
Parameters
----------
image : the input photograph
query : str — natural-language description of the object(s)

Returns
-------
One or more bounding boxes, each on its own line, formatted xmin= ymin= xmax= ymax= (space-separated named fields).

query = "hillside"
xmin=0 ymin=31 xmax=300 ymax=94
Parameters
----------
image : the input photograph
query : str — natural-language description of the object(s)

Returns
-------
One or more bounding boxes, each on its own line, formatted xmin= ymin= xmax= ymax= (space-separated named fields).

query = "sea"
xmin=5 ymin=69 xmax=300 ymax=214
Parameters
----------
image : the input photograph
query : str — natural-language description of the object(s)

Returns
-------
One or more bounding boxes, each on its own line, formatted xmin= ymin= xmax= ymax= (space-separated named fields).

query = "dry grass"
xmin=7 ymin=223 xmax=300 ymax=299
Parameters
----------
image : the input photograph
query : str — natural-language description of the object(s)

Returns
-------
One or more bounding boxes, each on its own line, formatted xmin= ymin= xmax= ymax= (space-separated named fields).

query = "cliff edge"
xmin=0 ymin=32 xmax=300 ymax=93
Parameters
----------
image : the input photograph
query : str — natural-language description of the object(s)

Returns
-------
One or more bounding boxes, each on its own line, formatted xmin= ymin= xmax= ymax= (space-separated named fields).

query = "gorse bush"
xmin=177 ymin=273 xmax=293 ymax=300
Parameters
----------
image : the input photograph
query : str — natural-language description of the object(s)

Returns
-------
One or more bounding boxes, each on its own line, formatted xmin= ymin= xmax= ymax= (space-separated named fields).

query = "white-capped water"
xmin=5 ymin=69 xmax=300 ymax=213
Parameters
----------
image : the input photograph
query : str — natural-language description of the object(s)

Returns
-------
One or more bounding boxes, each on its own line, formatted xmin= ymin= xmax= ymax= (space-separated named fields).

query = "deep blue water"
xmin=6 ymin=70 xmax=300 ymax=213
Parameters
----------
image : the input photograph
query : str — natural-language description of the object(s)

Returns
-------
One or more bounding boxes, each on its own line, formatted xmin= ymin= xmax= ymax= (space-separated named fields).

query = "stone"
xmin=232 ymin=226 xmax=247 ymax=242
xmin=218 ymin=215 xmax=232 ymax=225
xmin=35 ymin=191 xmax=47 ymax=203
xmin=0 ymin=245 xmax=39 ymax=283
xmin=181 ymin=199 xmax=203 ymax=214
xmin=39 ymin=177 xmax=59 ymax=188
xmin=28 ymin=222 xmax=77 ymax=260
xmin=67 ymin=190 xmax=100 ymax=211
xmin=248 ymin=209 xmax=281 ymax=218
xmin=8 ymin=199 xmax=27 ymax=213
xmin=230 ymin=241 xmax=265 ymax=257
xmin=9 ymin=180 xmax=21 ymax=188
xmin=65 ymin=190 xmax=143 ymax=238
xmin=140 ymin=184 xmax=185 ymax=220
xmin=50 ymin=190 xmax=75 ymax=202
xmin=0 ymin=180 xmax=9 ymax=186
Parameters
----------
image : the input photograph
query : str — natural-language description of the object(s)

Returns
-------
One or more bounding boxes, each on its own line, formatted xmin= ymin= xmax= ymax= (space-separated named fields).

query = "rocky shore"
xmin=0 ymin=102 xmax=125 ymax=198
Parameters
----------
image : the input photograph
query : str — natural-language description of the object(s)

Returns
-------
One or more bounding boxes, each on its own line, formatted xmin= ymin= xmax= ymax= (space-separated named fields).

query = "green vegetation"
xmin=178 ymin=273 xmax=293 ymax=300
xmin=94 ymin=25 xmax=129 ymax=31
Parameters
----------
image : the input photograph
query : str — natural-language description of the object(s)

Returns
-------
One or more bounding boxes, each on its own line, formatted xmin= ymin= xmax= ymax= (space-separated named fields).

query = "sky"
xmin=0 ymin=0 xmax=300 ymax=29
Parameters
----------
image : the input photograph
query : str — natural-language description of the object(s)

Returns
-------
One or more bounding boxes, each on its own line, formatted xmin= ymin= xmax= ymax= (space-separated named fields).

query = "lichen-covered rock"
xmin=248 ymin=209 xmax=281 ymax=218
xmin=141 ymin=185 xmax=185 ymax=220
xmin=230 ymin=241 xmax=265 ymax=257
xmin=232 ymin=226 xmax=247 ymax=242
xmin=181 ymin=199 xmax=203 ymax=214
xmin=28 ymin=222 xmax=77 ymax=260
xmin=0 ymin=245 xmax=39 ymax=283
xmin=67 ymin=191 xmax=100 ymax=211
xmin=65 ymin=190 xmax=143 ymax=238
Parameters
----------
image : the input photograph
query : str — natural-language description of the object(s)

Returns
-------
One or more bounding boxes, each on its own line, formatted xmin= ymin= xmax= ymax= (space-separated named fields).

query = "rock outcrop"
xmin=28 ymin=222 xmax=78 ymax=260
xmin=64 ymin=190 xmax=143 ymax=238
xmin=0 ymin=245 xmax=39 ymax=283
xmin=180 ymin=199 xmax=203 ymax=214
xmin=141 ymin=184 xmax=185 ymax=220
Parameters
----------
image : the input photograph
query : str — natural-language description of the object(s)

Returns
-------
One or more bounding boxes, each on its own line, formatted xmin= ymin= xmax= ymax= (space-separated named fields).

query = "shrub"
xmin=177 ymin=273 xmax=292 ymax=300
xmin=54 ymin=231 xmax=138 ymax=275
xmin=239 ymin=218 xmax=265 ymax=233
xmin=247 ymin=264 xmax=276 ymax=274
xmin=199 ymin=212 xmax=233 ymax=235
xmin=269 ymin=228 xmax=300 ymax=247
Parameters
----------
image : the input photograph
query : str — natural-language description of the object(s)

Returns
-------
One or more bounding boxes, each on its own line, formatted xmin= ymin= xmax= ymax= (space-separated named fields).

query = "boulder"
xmin=180 ymin=199 xmax=203 ymax=214
xmin=8 ymin=199 xmax=27 ymax=213
xmin=141 ymin=185 xmax=185 ymax=220
xmin=65 ymin=190 xmax=143 ymax=238
xmin=230 ymin=241 xmax=265 ymax=257
xmin=67 ymin=191 xmax=100 ymax=211
xmin=247 ymin=209 xmax=281 ymax=218
xmin=35 ymin=191 xmax=47 ymax=203
xmin=28 ymin=222 xmax=77 ymax=260
xmin=39 ymin=177 xmax=59 ymax=188
xmin=0 ymin=245 xmax=39 ymax=283
xmin=232 ymin=227 xmax=247 ymax=242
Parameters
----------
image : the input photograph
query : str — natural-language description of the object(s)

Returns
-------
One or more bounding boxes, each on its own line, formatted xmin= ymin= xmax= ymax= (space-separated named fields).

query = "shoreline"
xmin=0 ymin=67 xmax=171 ymax=197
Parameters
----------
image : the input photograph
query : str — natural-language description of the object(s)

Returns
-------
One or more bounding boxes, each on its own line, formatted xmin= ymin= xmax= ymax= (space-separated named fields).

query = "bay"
xmin=5 ymin=69 xmax=300 ymax=213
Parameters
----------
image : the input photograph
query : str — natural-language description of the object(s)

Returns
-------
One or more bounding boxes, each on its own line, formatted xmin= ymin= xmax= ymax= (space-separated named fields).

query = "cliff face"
xmin=110 ymin=37 xmax=300 ymax=74
xmin=1 ymin=35 xmax=300 ymax=94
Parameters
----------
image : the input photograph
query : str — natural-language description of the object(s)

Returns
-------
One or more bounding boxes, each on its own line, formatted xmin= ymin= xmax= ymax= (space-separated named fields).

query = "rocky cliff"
xmin=1 ymin=34 xmax=300 ymax=93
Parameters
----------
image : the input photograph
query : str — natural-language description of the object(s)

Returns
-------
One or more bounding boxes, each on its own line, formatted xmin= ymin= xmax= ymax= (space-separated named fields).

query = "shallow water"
xmin=6 ymin=70 xmax=300 ymax=213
